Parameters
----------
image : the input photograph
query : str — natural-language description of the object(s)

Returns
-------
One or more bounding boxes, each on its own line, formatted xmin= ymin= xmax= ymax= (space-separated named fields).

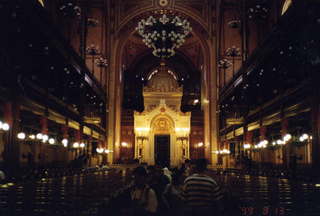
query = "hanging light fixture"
xmin=95 ymin=56 xmax=108 ymax=67
xmin=136 ymin=12 xmax=192 ymax=58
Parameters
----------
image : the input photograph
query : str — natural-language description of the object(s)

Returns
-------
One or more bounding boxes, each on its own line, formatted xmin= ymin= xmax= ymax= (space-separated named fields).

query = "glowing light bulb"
xmin=2 ymin=123 xmax=9 ymax=131
xmin=73 ymin=142 xmax=79 ymax=148
xmin=36 ymin=133 xmax=43 ymax=140
xmin=17 ymin=132 xmax=26 ymax=140
xmin=62 ymin=139 xmax=68 ymax=147
xmin=42 ymin=134 xmax=49 ymax=142
xmin=48 ymin=138 xmax=55 ymax=145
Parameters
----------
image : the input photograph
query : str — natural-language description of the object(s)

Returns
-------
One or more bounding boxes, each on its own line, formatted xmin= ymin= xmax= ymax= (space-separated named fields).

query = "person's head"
xmin=172 ymin=171 xmax=183 ymax=186
xmin=132 ymin=166 xmax=148 ymax=187
xmin=195 ymin=158 xmax=208 ymax=173
xmin=163 ymin=167 xmax=171 ymax=176
xmin=147 ymin=165 xmax=156 ymax=174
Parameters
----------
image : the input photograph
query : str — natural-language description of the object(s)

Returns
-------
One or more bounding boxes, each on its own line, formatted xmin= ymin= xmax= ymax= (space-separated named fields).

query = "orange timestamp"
xmin=240 ymin=206 xmax=285 ymax=216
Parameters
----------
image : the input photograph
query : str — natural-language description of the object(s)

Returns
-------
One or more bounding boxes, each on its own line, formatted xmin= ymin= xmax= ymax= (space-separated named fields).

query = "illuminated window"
xmin=38 ymin=0 xmax=44 ymax=7
xmin=281 ymin=0 xmax=292 ymax=15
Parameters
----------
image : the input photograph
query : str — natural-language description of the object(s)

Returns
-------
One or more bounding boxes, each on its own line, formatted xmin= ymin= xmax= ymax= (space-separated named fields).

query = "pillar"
xmin=311 ymin=69 xmax=320 ymax=169
xmin=3 ymin=101 xmax=21 ymax=177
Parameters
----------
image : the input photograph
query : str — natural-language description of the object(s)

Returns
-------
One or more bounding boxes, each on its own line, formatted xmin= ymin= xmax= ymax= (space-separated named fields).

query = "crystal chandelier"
xmin=136 ymin=14 xmax=192 ymax=58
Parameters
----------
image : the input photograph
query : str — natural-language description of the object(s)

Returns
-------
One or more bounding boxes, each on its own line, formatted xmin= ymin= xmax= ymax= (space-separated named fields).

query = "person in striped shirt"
xmin=183 ymin=158 xmax=224 ymax=216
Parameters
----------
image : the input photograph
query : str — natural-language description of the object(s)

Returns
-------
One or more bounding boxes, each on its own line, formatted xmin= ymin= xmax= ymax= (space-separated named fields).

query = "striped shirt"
xmin=183 ymin=173 xmax=223 ymax=207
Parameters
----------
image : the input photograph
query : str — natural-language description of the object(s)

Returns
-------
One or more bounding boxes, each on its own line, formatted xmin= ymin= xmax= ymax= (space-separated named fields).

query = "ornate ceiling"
xmin=113 ymin=0 xmax=213 ymax=112
xmin=115 ymin=0 xmax=216 ymax=68
xmin=122 ymin=32 xmax=203 ymax=68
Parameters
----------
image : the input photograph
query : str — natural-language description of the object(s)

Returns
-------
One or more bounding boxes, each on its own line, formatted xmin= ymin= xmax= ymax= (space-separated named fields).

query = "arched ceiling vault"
xmin=115 ymin=7 xmax=211 ymax=75
xmin=126 ymin=51 xmax=199 ymax=82
xmin=114 ymin=2 xmax=213 ymax=112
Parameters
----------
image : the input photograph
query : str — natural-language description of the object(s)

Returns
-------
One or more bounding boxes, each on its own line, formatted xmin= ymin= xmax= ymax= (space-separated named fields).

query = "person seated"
xmin=0 ymin=169 xmax=5 ymax=184
xmin=130 ymin=166 xmax=158 ymax=216
xmin=163 ymin=167 xmax=172 ymax=183
xmin=99 ymin=166 xmax=158 ymax=216
xmin=163 ymin=170 xmax=184 ymax=215
xmin=183 ymin=158 xmax=224 ymax=216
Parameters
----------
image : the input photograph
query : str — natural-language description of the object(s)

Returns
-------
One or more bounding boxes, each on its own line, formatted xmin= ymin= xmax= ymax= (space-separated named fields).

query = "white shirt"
xmin=0 ymin=170 xmax=5 ymax=181
xmin=131 ymin=186 xmax=158 ymax=213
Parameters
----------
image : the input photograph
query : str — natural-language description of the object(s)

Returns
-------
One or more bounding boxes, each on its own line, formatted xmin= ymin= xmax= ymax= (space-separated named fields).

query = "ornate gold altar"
xmin=134 ymin=65 xmax=191 ymax=166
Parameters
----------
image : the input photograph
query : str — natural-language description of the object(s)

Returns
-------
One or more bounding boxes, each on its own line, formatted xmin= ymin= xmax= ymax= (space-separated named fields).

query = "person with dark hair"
xmin=183 ymin=158 xmax=223 ymax=216
xmin=99 ymin=166 xmax=158 ymax=216
xmin=147 ymin=165 xmax=170 ymax=215
xmin=180 ymin=159 xmax=191 ymax=177
xmin=130 ymin=166 xmax=158 ymax=216
xmin=163 ymin=170 xmax=184 ymax=215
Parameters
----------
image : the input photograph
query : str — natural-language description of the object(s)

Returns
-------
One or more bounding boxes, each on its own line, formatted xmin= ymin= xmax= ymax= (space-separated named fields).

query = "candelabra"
xmin=136 ymin=13 xmax=192 ymax=58
xmin=86 ymin=44 xmax=100 ymax=74
xmin=95 ymin=56 xmax=108 ymax=85
xmin=225 ymin=46 xmax=241 ymax=76
xmin=218 ymin=58 xmax=232 ymax=86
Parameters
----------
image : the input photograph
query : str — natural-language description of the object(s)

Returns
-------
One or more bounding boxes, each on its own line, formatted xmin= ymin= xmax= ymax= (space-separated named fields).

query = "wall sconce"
xmin=42 ymin=134 xmax=49 ymax=143
xmin=243 ymin=144 xmax=251 ymax=149
xmin=48 ymin=138 xmax=55 ymax=145
xmin=73 ymin=142 xmax=79 ymax=148
xmin=36 ymin=133 xmax=43 ymax=140
xmin=17 ymin=132 xmax=26 ymax=140
xmin=62 ymin=139 xmax=68 ymax=147
xmin=29 ymin=134 xmax=36 ymax=140
xmin=121 ymin=142 xmax=129 ymax=147
xmin=0 ymin=121 xmax=10 ymax=131
xmin=197 ymin=142 xmax=204 ymax=147
xmin=96 ymin=148 xmax=104 ymax=153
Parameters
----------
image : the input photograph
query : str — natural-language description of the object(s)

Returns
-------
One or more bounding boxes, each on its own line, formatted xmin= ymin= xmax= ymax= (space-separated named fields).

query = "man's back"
xmin=183 ymin=173 xmax=223 ymax=207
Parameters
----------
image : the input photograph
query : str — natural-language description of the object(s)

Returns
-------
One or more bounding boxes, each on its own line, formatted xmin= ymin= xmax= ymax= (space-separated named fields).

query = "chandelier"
xmin=136 ymin=14 xmax=192 ymax=58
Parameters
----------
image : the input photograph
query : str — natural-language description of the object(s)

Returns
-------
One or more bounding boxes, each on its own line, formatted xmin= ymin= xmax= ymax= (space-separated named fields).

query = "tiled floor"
xmin=1 ymin=169 xmax=320 ymax=216
xmin=213 ymin=172 xmax=320 ymax=216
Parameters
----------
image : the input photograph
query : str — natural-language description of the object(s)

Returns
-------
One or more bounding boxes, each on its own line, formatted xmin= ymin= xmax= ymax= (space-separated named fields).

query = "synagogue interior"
xmin=1 ymin=0 xmax=320 ymax=215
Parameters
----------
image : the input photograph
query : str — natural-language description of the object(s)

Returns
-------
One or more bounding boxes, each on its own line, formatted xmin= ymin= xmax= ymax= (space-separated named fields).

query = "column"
xmin=135 ymin=137 xmax=141 ymax=159
xmin=176 ymin=137 xmax=185 ymax=164
xmin=184 ymin=137 xmax=190 ymax=160
xmin=142 ymin=137 xmax=149 ymax=164
xmin=3 ymin=101 xmax=21 ymax=177
xmin=311 ymin=70 xmax=320 ymax=169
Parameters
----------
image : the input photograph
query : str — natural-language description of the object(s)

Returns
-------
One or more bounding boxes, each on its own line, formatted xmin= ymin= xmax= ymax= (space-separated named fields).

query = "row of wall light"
xmin=16 ymin=132 xmax=87 ymax=149
xmin=17 ymin=132 xmax=57 ymax=145
xmin=72 ymin=142 xmax=86 ymax=148
xmin=254 ymin=140 xmax=268 ymax=149
xmin=96 ymin=148 xmax=112 ymax=154
xmin=214 ymin=149 xmax=231 ymax=155
xmin=243 ymin=133 xmax=312 ymax=149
